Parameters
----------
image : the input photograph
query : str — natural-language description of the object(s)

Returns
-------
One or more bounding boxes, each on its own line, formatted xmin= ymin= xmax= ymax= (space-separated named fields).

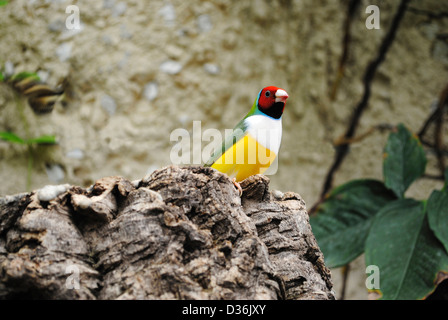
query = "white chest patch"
xmin=244 ymin=115 xmax=282 ymax=154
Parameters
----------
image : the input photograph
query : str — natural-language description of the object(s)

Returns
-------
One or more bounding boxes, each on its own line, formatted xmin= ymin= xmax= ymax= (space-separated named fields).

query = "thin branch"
xmin=434 ymin=84 xmax=448 ymax=175
xmin=333 ymin=123 xmax=394 ymax=146
xmin=422 ymin=173 xmax=445 ymax=181
xmin=407 ymin=6 xmax=448 ymax=20
xmin=418 ymin=103 xmax=440 ymax=138
xmin=420 ymin=139 xmax=448 ymax=156
xmin=319 ymin=0 xmax=411 ymax=199
xmin=418 ymin=83 xmax=448 ymax=177
xmin=339 ymin=264 xmax=350 ymax=300
xmin=329 ymin=0 xmax=361 ymax=101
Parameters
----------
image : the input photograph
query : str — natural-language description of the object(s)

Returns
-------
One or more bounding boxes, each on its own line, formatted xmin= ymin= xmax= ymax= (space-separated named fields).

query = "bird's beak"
xmin=275 ymin=89 xmax=289 ymax=103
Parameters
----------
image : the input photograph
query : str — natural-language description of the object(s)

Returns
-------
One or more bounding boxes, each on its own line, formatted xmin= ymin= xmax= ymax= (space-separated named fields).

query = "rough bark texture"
xmin=0 ymin=166 xmax=334 ymax=300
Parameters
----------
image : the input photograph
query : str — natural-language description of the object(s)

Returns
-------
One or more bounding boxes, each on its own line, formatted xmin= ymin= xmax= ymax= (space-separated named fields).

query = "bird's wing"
xmin=204 ymin=118 xmax=248 ymax=167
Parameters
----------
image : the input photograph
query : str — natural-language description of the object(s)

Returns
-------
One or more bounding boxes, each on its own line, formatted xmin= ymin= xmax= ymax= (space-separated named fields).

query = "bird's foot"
xmin=232 ymin=178 xmax=243 ymax=197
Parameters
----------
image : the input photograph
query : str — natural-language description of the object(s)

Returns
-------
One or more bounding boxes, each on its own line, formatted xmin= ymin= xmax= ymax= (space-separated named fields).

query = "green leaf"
xmin=383 ymin=123 xmax=427 ymax=198
xmin=11 ymin=71 xmax=40 ymax=82
xmin=0 ymin=131 xmax=25 ymax=144
xmin=444 ymin=168 xmax=448 ymax=190
xmin=0 ymin=71 xmax=4 ymax=82
xmin=26 ymin=135 xmax=57 ymax=145
xmin=0 ymin=1 xmax=8 ymax=7
xmin=310 ymin=179 xmax=397 ymax=268
xmin=365 ymin=199 xmax=448 ymax=300
xmin=0 ymin=132 xmax=57 ymax=146
xmin=427 ymin=189 xmax=448 ymax=254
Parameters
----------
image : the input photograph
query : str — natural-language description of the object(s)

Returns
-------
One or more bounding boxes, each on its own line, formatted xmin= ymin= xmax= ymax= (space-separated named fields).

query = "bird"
xmin=204 ymin=86 xmax=289 ymax=195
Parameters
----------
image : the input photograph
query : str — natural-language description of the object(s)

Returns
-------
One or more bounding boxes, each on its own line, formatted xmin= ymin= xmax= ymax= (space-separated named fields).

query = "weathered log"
xmin=0 ymin=166 xmax=334 ymax=300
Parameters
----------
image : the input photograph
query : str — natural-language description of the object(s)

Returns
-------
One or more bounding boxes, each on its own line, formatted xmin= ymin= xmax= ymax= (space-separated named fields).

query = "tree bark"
xmin=0 ymin=166 xmax=334 ymax=300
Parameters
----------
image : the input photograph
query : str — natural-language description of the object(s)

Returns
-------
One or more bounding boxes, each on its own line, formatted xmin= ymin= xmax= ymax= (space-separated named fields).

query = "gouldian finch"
xmin=205 ymin=86 xmax=289 ymax=194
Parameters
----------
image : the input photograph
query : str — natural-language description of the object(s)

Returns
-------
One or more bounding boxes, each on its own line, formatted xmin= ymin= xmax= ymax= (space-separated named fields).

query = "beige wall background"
xmin=1 ymin=0 xmax=447 ymax=299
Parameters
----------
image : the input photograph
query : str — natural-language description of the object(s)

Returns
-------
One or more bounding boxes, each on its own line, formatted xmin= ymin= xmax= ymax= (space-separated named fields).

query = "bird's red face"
xmin=257 ymin=86 xmax=289 ymax=119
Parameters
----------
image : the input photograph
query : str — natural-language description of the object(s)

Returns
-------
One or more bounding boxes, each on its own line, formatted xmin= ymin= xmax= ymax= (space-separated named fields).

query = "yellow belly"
xmin=211 ymin=134 xmax=277 ymax=182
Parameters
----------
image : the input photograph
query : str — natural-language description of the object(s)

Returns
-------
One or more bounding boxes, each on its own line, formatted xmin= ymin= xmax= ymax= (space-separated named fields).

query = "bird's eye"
xmin=265 ymin=91 xmax=270 ymax=97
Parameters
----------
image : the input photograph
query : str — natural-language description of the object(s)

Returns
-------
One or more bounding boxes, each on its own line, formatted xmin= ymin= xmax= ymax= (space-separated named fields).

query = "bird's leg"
xmin=232 ymin=177 xmax=243 ymax=197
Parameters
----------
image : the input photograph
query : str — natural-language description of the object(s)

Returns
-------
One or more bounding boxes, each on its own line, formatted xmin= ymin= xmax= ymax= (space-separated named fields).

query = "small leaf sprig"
xmin=311 ymin=123 xmax=448 ymax=300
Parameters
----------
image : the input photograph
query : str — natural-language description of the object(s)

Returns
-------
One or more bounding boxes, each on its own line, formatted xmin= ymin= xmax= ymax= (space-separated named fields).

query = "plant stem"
xmin=26 ymin=145 xmax=33 ymax=191
xmin=16 ymin=92 xmax=33 ymax=190
xmin=340 ymin=264 xmax=350 ymax=300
